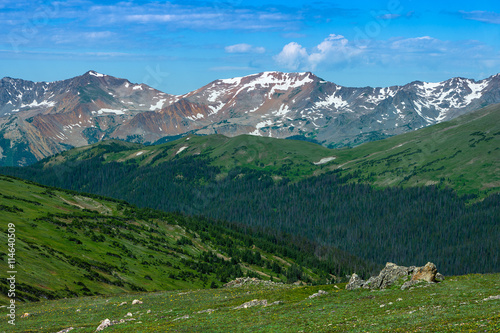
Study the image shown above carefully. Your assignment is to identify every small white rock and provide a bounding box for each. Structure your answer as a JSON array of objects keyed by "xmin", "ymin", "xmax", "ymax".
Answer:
[{"xmin": 96, "ymin": 319, "xmax": 111, "ymax": 332}]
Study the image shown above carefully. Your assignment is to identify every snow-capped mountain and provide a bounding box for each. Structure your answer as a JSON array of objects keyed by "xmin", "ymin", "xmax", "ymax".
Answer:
[
  {"xmin": 1, "ymin": 70, "xmax": 499, "ymax": 166},
  {"xmin": 176, "ymin": 71, "xmax": 500, "ymax": 147},
  {"xmin": 0, "ymin": 71, "xmax": 177, "ymax": 165}
]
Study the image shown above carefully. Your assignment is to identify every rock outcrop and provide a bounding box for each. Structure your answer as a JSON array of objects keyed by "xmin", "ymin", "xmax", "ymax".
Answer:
[
  {"xmin": 233, "ymin": 299, "xmax": 268, "ymax": 309},
  {"xmin": 346, "ymin": 262, "xmax": 443, "ymax": 290},
  {"xmin": 223, "ymin": 277, "xmax": 282, "ymax": 288},
  {"xmin": 308, "ymin": 290, "xmax": 328, "ymax": 299}
]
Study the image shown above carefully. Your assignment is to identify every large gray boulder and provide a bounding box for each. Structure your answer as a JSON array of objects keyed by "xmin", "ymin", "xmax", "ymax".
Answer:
[{"xmin": 346, "ymin": 262, "xmax": 443, "ymax": 290}]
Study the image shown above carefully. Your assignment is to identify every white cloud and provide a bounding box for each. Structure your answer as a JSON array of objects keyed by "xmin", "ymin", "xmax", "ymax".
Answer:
[
  {"xmin": 390, "ymin": 36, "xmax": 448, "ymax": 53},
  {"xmin": 460, "ymin": 11, "xmax": 500, "ymax": 24},
  {"xmin": 274, "ymin": 42, "xmax": 308, "ymax": 70},
  {"xmin": 377, "ymin": 14, "xmax": 401, "ymax": 20},
  {"xmin": 274, "ymin": 34, "xmax": 364, "ymax": 70},
  {"xmin": 91, "ymin": 3, "xmax": 300, "ymax": 31},
  {"xmin": 83, "ymin": 31, "xmax": 114, "ymax": 39},
  {"xmin": 225, "ymin": 43, "xmax": 265, "ymax": 54}
]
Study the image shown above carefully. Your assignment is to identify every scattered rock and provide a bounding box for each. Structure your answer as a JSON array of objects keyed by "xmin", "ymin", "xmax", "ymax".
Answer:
[
  {"xmin": 346, "ymin": 262, "xmax": 444, "ymax": 290},
  {"xmin": 95, "ymin": 317, "xmax": 136, "ymax": 331},
  {"xmin": 234, "ymin": 299, "xmax": 268, "ymax": 309},
  {"xmin": 266, "ymin": 301, "xmax": 283, "ymax": 306},
  {"xmin": 308, "ymin": 290, "xmax": 328, "ymax": 299},
  {"xmin": 118, "ymin": 302, "xmax": 127, "ymax": 306},
  {"xmin": 197, "ymin": 309, "xmax": 217, "ymax": 314},
  {"xmin": 125, "ymin": 312, "xmax": 133, "ymax": 317},
  {"xmin": 147, "ymin": 309, "xmax": 152, "ymax": 314},
  {"xmin": 96, "ymin": 319, "xmax": 111, "ymax": 332},
  {"xmin": 293, "ymin": 280, "xmax": 307, "ymax": 286},
  {"xmin": 21, "ymin": 313, "xmax": 30, "ymax": 318},
  {"xmin": 224, "ymin": 277, "xmax": 283, "ymax": 288},
  {"xmin": 173, "ymin": 315, "xmax": 190, "ymax": 321},
  {"xmin": 132, "ymin": 299, "xmax": 143, "ymax": 305},
  {"xmin": 483, "ymin": 295, "xmax": 500, "ymax": 301},
  {"xmin": 56, "ymin": 328, "xmax": 74, "ymax": 333}
]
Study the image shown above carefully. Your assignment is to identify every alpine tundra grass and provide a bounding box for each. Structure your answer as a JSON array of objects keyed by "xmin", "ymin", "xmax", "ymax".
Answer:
[{"xmin": 2, "ymin": 273, "xmax": 499, "ymax": 332}]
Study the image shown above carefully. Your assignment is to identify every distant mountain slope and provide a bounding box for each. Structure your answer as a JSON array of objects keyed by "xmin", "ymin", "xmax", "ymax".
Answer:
[
  {"xmin": 333, "ymin": 103, "xmax": 500, "ymax": 196},
  {"xmin": 14, "ymin": 103, "xmax": 499, "ymax": 196},
  {"xmin": 179, "ymin": 71, "xmax": 500, "ymax": 147},
  {"xmin": 0, "ymin": 175, "xmax": 366, "ymax": 302},
  {"xmin": 0, "ymin": 71, "xmax": 178, "ymax": 166},
  {"xmin": 2, "ymin": 70, "xmax": 500, "ymax": 166}
]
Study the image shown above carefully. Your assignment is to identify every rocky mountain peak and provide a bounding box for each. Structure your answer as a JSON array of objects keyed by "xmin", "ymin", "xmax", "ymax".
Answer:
[{"xmin": 1, "ymin": 70, "xmax": 500, "ymax": 166}]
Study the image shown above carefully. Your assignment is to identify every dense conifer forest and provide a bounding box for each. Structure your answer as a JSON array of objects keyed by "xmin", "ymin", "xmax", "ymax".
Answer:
[{"xmin": 3, "ymin": 152, "xmax": 498, "ymax": 276}]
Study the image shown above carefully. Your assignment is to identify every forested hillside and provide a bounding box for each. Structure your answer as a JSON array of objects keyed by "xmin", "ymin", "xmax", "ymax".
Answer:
[
  {"xmin": 3, "ymin": 156, "xmax": 498, "ymax": 276},
  {"xmin": 0, "ymin": 176, "xmax": 369, "ymax": 303}
]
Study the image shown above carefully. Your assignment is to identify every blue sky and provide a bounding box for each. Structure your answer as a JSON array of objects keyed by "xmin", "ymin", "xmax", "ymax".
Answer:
[{"xmin": 1, "ymin": 0, "xmax": 500, "ymax": 94}]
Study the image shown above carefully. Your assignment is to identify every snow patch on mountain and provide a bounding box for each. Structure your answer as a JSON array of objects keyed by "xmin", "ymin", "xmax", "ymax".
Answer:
[
  {"xmin": 93, "ymin": 108, "xmax": 127, "ymax": 115},
  {"xmin": 186, "ymin": 113, "xmax": 205, "ymax": 121},
  {"xmin": 220, "ymin": 76, "xmax": 243, "ymax": 86},
  {"xmin": 176, "ymin": 146, "xmax": 188, "ymax": 155},
  {"xmin": 313, "ymin": 157, "xmax": 336, "ymax": 165},
  {"xmin": 464, "ymin": 80, "xmax": 489, "ymax": 104},
  {"xmin": 314, "ymin": 93, "xmax": 348, "ymax": 109},
  {"xmin": 208, "ymin": 102, "xmax": 225, "ymax": 115},
  {"xmin": 256, "ymin": 119, "xmax": 273, "ymax": 129},
  {"xmin": 150, "ymin": 99, "xmax": 166, "ymax": 110},
  {"xmin": 89, "ymin": 71, "xmax": 105, "ymax": 78},
  {"xmin": 20, "ymin": 100, "xmax": 56, "ymax": 108},
  {"xmin": 274, "ymin": 104, "xmax": 291, "ymax": 116}
]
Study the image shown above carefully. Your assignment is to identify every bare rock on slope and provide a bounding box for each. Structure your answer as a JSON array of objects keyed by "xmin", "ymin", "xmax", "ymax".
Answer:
[{"xmin": 346, "ymin": 262, "xmax": 443, "ymax": 290}]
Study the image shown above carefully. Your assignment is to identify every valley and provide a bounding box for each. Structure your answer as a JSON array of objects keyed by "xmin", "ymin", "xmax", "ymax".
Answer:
[{"xmin": 2, "ymin": 105, "xmax": 499, "ymax": 277}]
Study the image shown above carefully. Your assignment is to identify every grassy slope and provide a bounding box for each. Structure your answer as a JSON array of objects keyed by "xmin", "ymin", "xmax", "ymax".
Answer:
[
  {"xmin": 0, "ymin": 176, "xmax": 327, "ymax": 304},
  {"xmin": 43, "ymin": 133, "xmax": 337, "ymax": 179},
  {"xmin": 334, "ymin": 103, "xmax": 500, "ymax": 197},
  {"xmin": 3, "ymin": 273, "xmax": 499, "ymax": 332},
  {"xmin": 35, "ymin": 103, "xmax": 500, "ymax": 197}
]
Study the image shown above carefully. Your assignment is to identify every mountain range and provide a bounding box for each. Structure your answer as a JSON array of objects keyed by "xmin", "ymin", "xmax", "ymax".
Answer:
[{"xmin": 1, "ymin": 70, "xmax": 500, "ymax": 166}]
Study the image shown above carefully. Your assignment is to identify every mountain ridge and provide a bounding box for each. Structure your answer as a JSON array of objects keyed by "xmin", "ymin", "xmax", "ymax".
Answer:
[{"xmin": 2, "ymin": 70, "xmax": 500, "ymax": 166}]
